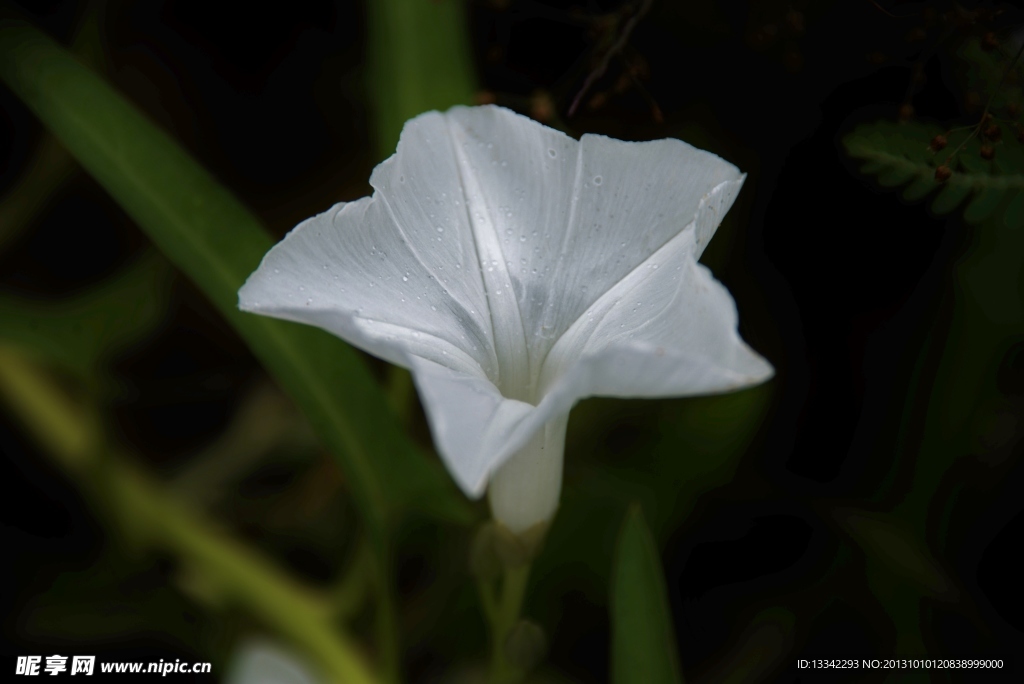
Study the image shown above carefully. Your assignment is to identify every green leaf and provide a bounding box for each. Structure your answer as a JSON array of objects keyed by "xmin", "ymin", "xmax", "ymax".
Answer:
[
  {"xmin": 930, "ymin": 181, "xmax": 971, "ymax": 215},
  {"xmin": 367, "ymin": 0, "xmax": 476, "ymax": 159},
  {"xmin": 0, "ymin": 251, "xmax": 170, "ymax": 380},
  {"xmin": 963, "ymin": 187, "xmax": 1007, "ymax": 223},
  {"xmin": 834, "ymin": 510, "xmax": 952, "ymax": 598},
  {"xmin": 901, "ymin": 176, "xmax": 936, "ymax": 202},
  {"xmin": 1005, "ymin": 192, "xmax": 1024, "ymax": 228},
  {"xmin": 843, "ymin": 120, "xmax": 1024, "ymax": 223},
  {"xmin": 0, "ymin": 21, "xmax": 473, "ymax": 537},
  {"xmin": 611, "ymin": 505, "xmax": 684, "ymax": 684}
]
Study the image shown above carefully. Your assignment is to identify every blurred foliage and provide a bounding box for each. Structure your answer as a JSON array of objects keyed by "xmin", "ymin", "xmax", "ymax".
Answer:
[
  {"xmin": 840, "ymin": 7, "xmax": 1024, "ymax": 679},
  {"xmin": 0, "ymin": 20, "xmax": 471, "ymax": 543},
  {"xmin": 0, "ymin": 1, "xmax": 1021, "ymax": 683},
  {"xmin": 611, "ymin": 506, "xmax": 683, "ymax": 684},
  {"xmin": 843, "ymin": 119, "xmax": 1024, "ymax": 223},
  {"xmin": 0, "ymin": 250, "xmax": 170, "ymax": 383},
  {"xmin": 366, "ymin": 0, "xmax": 475, "ymax": 158}
]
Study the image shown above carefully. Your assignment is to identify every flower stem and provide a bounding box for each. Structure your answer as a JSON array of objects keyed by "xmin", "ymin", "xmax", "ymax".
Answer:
[{"xmin": 488, "ymin": 563, "xmax": 531, "ymax": 684}]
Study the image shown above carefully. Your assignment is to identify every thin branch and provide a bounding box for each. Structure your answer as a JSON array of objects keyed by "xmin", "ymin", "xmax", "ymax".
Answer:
[{"xmin": 567, "ymin": 0, "xmax": 654, "ymax": 117}]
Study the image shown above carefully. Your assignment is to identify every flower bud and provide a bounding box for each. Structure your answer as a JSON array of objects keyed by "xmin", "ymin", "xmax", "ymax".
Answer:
[
  {"xmin": 980, "ymin": 144, "xmax": 995, "ymax": 160},
  {"xmin": 929, "ymin": 135, "xmax": 947, "ymax": 152},
  {"xmin": 934, "ymin": 165, "xmax": 952, "ymax": 183}
]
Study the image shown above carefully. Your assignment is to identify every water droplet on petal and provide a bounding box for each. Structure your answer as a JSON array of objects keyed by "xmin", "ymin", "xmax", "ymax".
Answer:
[
  {"xmin": 547, "ymin": 148, "xmax": 557, "ymax": 158},
  {"xmin": 593, "ymin": 175, "xmax": 603, "ymax": 185}
]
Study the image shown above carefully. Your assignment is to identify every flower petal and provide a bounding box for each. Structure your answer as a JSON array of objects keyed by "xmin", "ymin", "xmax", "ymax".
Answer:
[
  {"xmin": 538, "ymin": 223, "xmax": 773, "ymax": 406},
  {"xmin": 406, "ymin": 355, "xmax": 533, "ymax": 497},
  {"xmin": 238, "ymin": 197, "xmax": 495, "ymax": 382},
  {"xmin": 442, "ymin": 105, "xmax": 745, "ymax": 394}
]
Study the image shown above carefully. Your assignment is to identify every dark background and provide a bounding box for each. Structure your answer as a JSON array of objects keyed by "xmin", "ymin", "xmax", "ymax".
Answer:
[{"xmin": 2, "ymin": 1, "xmax": 1022, "ymax": 682}]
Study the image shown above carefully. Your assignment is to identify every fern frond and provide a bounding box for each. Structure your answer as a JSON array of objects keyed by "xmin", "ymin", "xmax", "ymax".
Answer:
[{"xmin": 843, "ymin": 121, "xmax": 1024, "ymax": 225}]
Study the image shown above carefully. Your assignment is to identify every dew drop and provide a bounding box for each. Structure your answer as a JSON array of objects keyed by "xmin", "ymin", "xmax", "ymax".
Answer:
[
  {"xmin": 273, "ymin": 268, "xmax": 280, "ymax": 274},
  {"xmin": 547, "ymin": 148, "xmax": 557, "ymax": 158},
  {"xmin": 519, "ymin": 235, "xmax": 526, "ymax": 242},
  {"xmin": 593, "ymin": 175, "xmax": 603, "ymax": 185},
  {"xmin": 399, "ymin": 175, "xmax": 405, "ymax": 183},
  {"xmin": 402, "ymin": 274, "xmax": 409, "ymax": 282}
]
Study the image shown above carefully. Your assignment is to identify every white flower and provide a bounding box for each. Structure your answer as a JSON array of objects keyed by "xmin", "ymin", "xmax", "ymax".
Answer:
[{"xmin": 239, "ymin": 105, "xmax": 773, "ymax": 534}]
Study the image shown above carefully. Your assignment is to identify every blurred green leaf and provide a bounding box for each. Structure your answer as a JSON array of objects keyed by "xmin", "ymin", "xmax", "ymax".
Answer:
[
  {"xmin": 367, "ymin": 0, "xmax": 476, "ymax": 159},
  {"xmin": 611, "ymin": 505, "xmax": 684, "ymax": 684},
  {"xmin": 0, "ymin": 21, "xmax": 472, "ymax": 538},
  {"xmin": 834, "ymin": 510, "xmax": 952, "ymax": 599},
  {"xmin": 843, "ymin": 120, "xmax": 1024, "ymax": 223},
  {"xmin": 0, "ymin": 251, "xmax": 170, "ymax": 380},
  {"xmin": 0, "ymin": 133, "xmax": 75, "ymax": 254}
]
